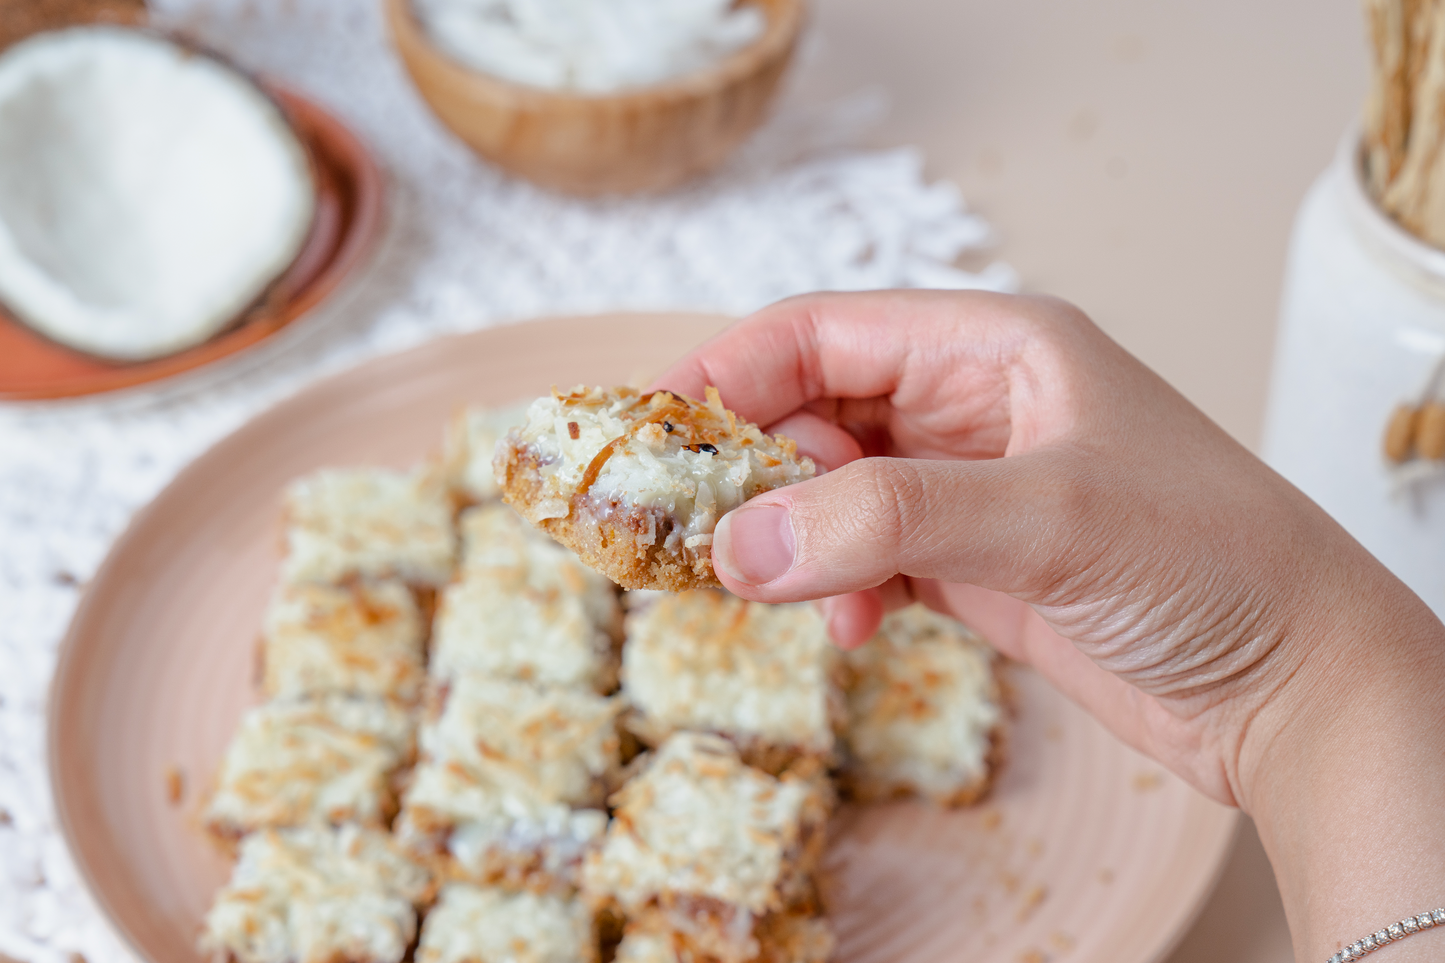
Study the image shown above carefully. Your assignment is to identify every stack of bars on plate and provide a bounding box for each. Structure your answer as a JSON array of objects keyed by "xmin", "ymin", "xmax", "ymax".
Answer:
[{"xmin": 199, "ymin": 402, "xmax": 1005, "ymax": 963}]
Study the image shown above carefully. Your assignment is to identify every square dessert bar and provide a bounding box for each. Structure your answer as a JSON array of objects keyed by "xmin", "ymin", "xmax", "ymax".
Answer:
[
  {"xmin": 417, "ymin": 883, "xmax": 598, "ymax": 963},
  {"xmin": 621, "ymin": 591, "xmax": 839, "ymax": 773},
  {"xmin": 204, "ymin": 695, "xmax": 414, "ymax": 840},
  {"xmin": 397, "ymin": 674, "xmax": 623, "ymax": 888},
  {"xmin": 839, "ymin": 604, "xmax": 1002, "ymax": 806},
  {"xmin": 442, "ymin": 403, "xmax": 530, "ymax": 505},
  {"xmin": 281, "ymin": 467, "xmax": 456, "ymax": 588},
  {"xmin": 496, "ymin": 386, "xmax": 813, "ymax": 591},
  {"xmin": 615, "ymin": 909, "xmax": 833, "ymax": 963},
  {"xmin": 582, "ymin": 733, "xmax": 832, "ymax": 963},
  {"xmin": 456, "ymin": 502, "xmax": 617, "ymax": 586},
  {"xmin": 262, "ymin": 579, "xmax": 426, "ymax": 703},
  {"xmin": 429, "ymin": 505, "xmax": 622, "ymax": 691},
  {"xmin": 200, "ymin": 824, "xmax": 433, "ymax": 963}
]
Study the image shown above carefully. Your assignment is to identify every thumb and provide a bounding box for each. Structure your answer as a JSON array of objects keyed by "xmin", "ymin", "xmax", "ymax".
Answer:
[{"xmin": 711, "ymin": 453, "xmax": 1080, "ymax": 603}]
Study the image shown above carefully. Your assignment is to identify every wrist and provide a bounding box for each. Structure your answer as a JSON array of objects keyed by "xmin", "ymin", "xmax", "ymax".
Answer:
[{"xmin": 1237, "ymin": 585, "xmax": 1445, "ymax": 962}]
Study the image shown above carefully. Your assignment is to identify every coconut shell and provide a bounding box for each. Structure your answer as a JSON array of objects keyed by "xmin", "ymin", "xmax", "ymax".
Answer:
[{"xmin": 0, "ymin": 0, "xmax": 146, "ymax": 51}]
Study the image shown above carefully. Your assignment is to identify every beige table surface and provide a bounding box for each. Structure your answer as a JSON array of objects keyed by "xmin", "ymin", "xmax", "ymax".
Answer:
[{"xmin": 792, "ymin": 1, "xmax": 1369, "ymax": 960}]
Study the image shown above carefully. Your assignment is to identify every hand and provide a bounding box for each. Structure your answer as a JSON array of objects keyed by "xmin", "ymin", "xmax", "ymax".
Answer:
[{"xmin": 655, "ymin": 290, "xmax": 1445, "ymax": 961}]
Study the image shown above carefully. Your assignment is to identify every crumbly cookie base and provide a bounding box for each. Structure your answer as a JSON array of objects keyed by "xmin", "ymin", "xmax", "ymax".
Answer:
[{"xmin": 496, "ymin": 443, "xmax": 721, "ymax": 592}]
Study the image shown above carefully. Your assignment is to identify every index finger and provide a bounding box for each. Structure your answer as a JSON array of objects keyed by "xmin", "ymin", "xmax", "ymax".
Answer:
[{"xmin": 649, "ymin": 289, "xmax": 1049, "ymax": 429}]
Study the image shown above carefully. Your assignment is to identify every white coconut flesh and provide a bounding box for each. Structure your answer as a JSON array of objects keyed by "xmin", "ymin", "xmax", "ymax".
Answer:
[{"xmin": 0, "ymin": 27, "xmax": 316, "ymax": 361}]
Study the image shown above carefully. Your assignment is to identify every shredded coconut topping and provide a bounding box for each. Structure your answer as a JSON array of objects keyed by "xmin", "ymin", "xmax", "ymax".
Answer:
[
  {"xmin": 583, "ymin": 733, "xmax": 815, "ymax": 915},
  {"xmin": 417, "ymin": 884, "xmax": 596, "ymax": 963},
  {"xmin": 399, "ymin": 674, "xmax": 621, "ymax": 860},
  {"xmin": 200, "ymin": 824, "xmax": 432, "ymax": 963},
  {"xmin": 841, "ymin": 605, "xmax": 1001, "ymax": 803},
  {"xmin": 502, "ymin": 386, "xmax": 813, "ymax": 554},
  {"xmin": 430, "ymin": 505, "xmax": 621, "ymax": 690},
  {"xmin": 262, "ymin": 579, "xmax": 427, "ymax": 702},
  {"xmin": 282, "ymin": 467, "xmax": 457, "ymax": 587},
  {"xmin": 205, "ymin": 695, "xmax": 414, "ymax": 835},
  {"xmin": 623, "ymin": 591, "xmax": 836, "ymax": 754}
]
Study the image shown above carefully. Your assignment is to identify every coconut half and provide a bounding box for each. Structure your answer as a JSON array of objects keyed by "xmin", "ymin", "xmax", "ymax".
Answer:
[{"xmin": 0, "ymin": 27, "xmax": 316, "ymax": 361}]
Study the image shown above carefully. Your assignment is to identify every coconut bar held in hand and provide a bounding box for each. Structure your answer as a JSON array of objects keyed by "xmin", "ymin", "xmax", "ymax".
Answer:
[{"xmin": 495, "ymin": 387, "xmax": 813, "ymax": 590}]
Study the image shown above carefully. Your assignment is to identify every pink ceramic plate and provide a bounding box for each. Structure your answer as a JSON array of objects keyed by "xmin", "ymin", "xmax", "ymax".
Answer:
[{"xmin": 48, "ymin": 312, "xmax": 1238, "ymax": 963}]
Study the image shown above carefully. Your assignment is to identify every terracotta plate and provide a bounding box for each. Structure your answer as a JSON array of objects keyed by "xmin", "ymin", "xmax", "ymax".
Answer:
[
  {"xmin": 49, "ymin": 313, "xmax": 1238, "ymax": 963},
  {"xmin": 0, "ymin": 84, "xmax": 383, "ymax": 401}
]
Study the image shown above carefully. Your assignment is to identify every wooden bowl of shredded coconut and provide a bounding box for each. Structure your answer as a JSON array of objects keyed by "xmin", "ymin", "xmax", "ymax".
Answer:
[{"xmin": 384, "ymin": 0, "xmax": 804, "ymax": 195}]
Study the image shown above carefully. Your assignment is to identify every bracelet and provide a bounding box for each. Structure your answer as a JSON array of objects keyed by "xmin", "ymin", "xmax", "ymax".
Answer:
[{"xmin": 1329, "ymin": 908, "xmax": 1445, "ymax": 961}]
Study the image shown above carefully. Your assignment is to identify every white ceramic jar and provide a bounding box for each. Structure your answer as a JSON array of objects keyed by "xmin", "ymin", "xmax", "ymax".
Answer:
[{"xmin": 1264, "ymin": 131, "xmax": 1445, "ymax": 618}]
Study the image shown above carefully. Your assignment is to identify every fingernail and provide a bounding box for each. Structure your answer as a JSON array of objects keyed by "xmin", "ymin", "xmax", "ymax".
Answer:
[{"xmin": 714, "ymin": 503, "xmax": 796, "ymax": 585}]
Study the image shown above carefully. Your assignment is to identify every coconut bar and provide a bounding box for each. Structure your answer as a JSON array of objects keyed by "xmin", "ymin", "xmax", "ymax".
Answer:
[
  {"xmin": 614, "ymin": 909, "xmax": 833, "ymax": 963},
  {"xmin": 417, "ymin": 883, "xmax": 598, "ymax": 963},
  {"xmin": 281, "ymin": 467, "xmax": 456, "ymax": 588},
  {"xmin": 621, "ymin": 591, "xmax": 839, "ymax": 773},
  {"xmin": 262, "ymin": 579, "xmax": 427, "ymax": 703},
  {"xmin": 581, "ymin": 733, "xmax": 831, "ymax": 963},
  {"xmin": 442, "ymin": 403, "xmax": 531, "ymax": 504},
  {"xmin": 200, "ymin": 824, "xmax": 433, "ymax": 963},
  {"xmin": 495, "ymin": 386, "xmax": 813, "ymax": 591},
  {"xmin": 397, "ymin": 674, "xmax": 622, "ymax": 889},
  {"xmin": 430, "ymin": 505, "xmax": 621, "ymax": 691},
  {"xmin": 838, "ymin": 604, "xmax": 1002, "ymax": 806},
  {"xmin": 204, "ymin": 695, "xmax": 414, "ymax": 840}
]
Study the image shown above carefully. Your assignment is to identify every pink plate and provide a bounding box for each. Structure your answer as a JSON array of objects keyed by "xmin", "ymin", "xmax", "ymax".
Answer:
[{"xmin": 48, "ymin": 312, "xmax": 1238, "ymax": 963}]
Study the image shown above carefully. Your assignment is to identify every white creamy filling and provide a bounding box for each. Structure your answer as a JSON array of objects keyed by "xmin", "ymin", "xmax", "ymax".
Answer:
[
  {"xmin": 507, "ymin": 390, "xmax": 812, "ymax": 550},
  {"xmin": 0, "ymin": 27, "xmax": 314, "ymax": 361},
  {"xmin": 623, "ymin": 592, "xmax": 835, "ymax": 750}
]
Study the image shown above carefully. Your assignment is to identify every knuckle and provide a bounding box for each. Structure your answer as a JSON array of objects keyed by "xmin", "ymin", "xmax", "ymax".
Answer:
[{"xmin": 832, "ymin": 459, "xmax": 926, "ymax": 552}]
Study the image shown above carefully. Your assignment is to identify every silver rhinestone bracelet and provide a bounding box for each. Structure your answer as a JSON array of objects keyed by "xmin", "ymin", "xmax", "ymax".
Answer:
[{"xmin": 1328, "ymin": 908, "xmax": 1445, "ymax": 962}]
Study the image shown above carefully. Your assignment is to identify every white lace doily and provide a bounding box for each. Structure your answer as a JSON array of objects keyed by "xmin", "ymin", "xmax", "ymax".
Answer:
[{"xmin": 0, "ymin": 3, "xmax": 1014, "ymax": 962}]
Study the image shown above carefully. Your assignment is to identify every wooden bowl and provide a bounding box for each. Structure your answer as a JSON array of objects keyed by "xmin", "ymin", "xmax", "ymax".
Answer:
[
  {"xmin": 384, "ymin": 0, "xmax": 804, "ymax": 195},
  {"xmin": 0, "ymin": 0, "xmax": 147, "ymax": 51}
]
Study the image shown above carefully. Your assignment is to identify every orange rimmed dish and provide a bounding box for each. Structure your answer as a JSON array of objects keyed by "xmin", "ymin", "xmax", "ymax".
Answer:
[
  {"xmin": 0, "ymin": 83, "xmax": 383, "ymax": 402},
  {"xmin": 385, "ymin": 0, "xmax": 804, "ymax": 196}
]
